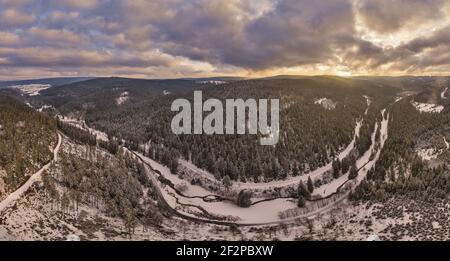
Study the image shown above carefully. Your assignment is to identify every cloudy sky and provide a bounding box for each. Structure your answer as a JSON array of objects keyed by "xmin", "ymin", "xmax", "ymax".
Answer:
[{"xmin": 1, "ymin": 0, "xmax": 450, "ymax": 80}]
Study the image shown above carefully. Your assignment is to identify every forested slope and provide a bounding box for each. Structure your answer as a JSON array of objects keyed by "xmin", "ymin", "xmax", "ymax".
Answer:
[{"xmin": 0, "ymin": 94, "xmax": 57, "ymax": 198}]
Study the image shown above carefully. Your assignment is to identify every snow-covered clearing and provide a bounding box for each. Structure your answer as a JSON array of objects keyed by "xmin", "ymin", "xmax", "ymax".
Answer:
[
  {"xmin": 0, "ymin": 133, "xmax": 61, "ymax": 214},
  {"xmin": 441, "ymin": 87, "xmax": 448, "ymax": 99},
  {"xmin": 38, "ymin": 105, "xmax": 55, "ymax": 112},
  {"xmin": 416, "ymin": 148, "xmax": 440, "ymax": 161},
  {"xmin": 411, "ymin": 101, "xmax": 444, "ymax": 113},
  {"xmin": 416, "ymin": 136, "xmax": 449, "ymax": 161},
  {"xmin": 115, "ymin": 92, "xmax": 129, "ymax": 105},
  {"xmin": 197, "ymin": 80, "xmax": 227, "ymax": 85},
  {"xmin": 9, "ymin": 84, "xmax": 51, "ymax": 96},
  {"xmin": 314, "ymin": 98, "xmax": 337, "ymax": 110}
]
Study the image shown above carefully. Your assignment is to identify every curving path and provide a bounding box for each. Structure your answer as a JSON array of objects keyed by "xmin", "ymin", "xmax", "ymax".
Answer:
[{"xmin": 441, "ymin": 87, "xmax": 448, "ymax": 100}]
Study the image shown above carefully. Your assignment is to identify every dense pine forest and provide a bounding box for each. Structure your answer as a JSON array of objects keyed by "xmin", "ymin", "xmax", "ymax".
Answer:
[
  {"xmin": 0, "ymin": 94, "xmax": 57, "ymax": 196},
  {"xmin": 35, "ymin": 77, "xmax": 391, "ymax": 182}
]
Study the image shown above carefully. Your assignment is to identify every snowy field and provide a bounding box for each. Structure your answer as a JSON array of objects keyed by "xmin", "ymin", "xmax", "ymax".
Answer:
[
  {"xmin": 411, "ymin": 101, "xmax": 444, "ymax": 113},
  {"xmin": 9, "ymin": 84, "xmax": 51, "ymax": 96},
  {"xmin": 197, "ymin": 80, "xmax": 227, "ymax": 85},
  {"xmin": 116, "ymin": 92, "xmax": 129, "ymax": 105}
]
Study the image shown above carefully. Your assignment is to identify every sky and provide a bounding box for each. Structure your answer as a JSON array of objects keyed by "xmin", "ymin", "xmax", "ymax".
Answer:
[{"xmin": 1, "ymin": 0, "xmax": 450, "ymax": 80}]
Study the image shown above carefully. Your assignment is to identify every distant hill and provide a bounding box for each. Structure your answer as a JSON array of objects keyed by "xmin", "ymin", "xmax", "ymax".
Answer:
[
  {"xmin": 0, "ymin": 77, "xmax": 93, "ymax": 89},
  {"xmin": 180, "ymin": 76, "xmax": 247, "ymax": 82}
]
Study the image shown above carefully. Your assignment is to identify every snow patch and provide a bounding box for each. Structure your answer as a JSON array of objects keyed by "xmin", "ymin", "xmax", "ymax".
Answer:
[
  {"xmin": 37, "ymin": 105, "xmax": 55, "ymax": 112},
  {"xmin": 9, "ymin": 84, "xmax": 51, "ymax": 96},
  {"xmin": 416, "ymin": 148, "xmax": 441, "ymax": 161},
  {"xmin": 116, "ymin": 92, "xmax": 129, "ymax": 105},
  {"xmin": 411, "ymin": 101, "xmax": 444, "ymax": 113},
  {"xmin": 314, "ymin": 98, "xmax": 337, "ymax": 110},
  {"xmin": 197, "ymin": 80, "xmax": 227, "ymax": 85}
]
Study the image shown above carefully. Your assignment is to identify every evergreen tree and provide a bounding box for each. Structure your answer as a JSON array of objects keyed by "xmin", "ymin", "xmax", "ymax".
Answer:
[
  {"xmin": 298, "ymin": 180, "xmax": 311, "ymax": 199},
  {"xmin": 222, "ymin": 175, "xmax": 232, "ymax": 191},
  {"xmin": 297, "ymin": 195, "xmax": 306, "ymax": 208},
  {"xmin": 349, "ymin": 164, "xmax": 358, "ymax": 180},
  {"xmin": 307, "ymin": 176, "xmax": 314, "ymax": 193}
]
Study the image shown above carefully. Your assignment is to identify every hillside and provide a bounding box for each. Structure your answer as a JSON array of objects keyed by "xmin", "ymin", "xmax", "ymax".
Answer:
[{"xmin": 0, "ymin": 94, "xmax": 57, "ymax": 200}]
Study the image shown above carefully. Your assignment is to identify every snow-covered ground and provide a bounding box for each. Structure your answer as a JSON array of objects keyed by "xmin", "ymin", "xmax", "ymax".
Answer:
[
  {"xmin": 9, "ymin": 84, "xmax": 51, "ymax": 96},
  {"xmin": 441, "ymin": 87, "xmax": 448, "ymax": 99},
  {"xmin": 416, "ymin": 136, "xmax": 449, "ymax": 161},
  {"xmin": 116, "ymin": 92, "xmax": 129, "ymax": 105},
  {"xmin": 416, "ymin": 148, "xmax": 440, "ymax": 161},
  {"xmin": 37, "ymin": 105, "xmax": 55, "ymax": 112},
  {"xmin": 197, "ymin": 80, "xmax": 227, "ymax": 85},
  {"xmin": 0, "ymin": 133, "xmax": 61, "ymax": 214},
  {"xmin": 314, "ymin": 98, "xmax": 337, "ymax": 110},
  {"xmin": 58, "ymin": 116, "xmax": 109, "ymax": 141},
  {"xmin": 411, "ymin": 101, "xmax": 444, "ymax": 113}
]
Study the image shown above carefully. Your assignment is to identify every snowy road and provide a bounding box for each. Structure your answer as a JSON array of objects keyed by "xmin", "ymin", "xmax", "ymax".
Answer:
[
  {"xmin": 441, "ymin": 87, "xmax": 448, "ymax": 99},
  {"xmin": 0, "ymin": 133, "xmax": 62, "ymax": 214}
]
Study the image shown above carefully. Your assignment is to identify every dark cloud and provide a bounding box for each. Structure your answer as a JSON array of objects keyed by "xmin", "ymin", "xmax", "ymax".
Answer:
[{"xmin": 1, "ymin": 0, "xmax": 450, "ymax": 79}]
